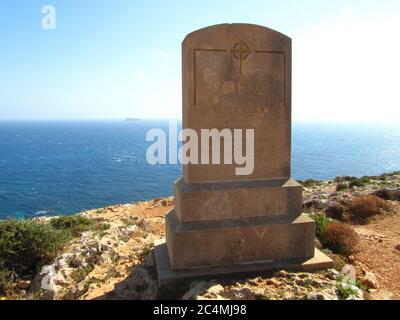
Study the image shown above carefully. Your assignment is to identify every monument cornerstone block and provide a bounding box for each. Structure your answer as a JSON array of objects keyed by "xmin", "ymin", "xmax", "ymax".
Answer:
[{"xmin": 155, "ymin": 24, "xmax": 333, "ymax": 285}]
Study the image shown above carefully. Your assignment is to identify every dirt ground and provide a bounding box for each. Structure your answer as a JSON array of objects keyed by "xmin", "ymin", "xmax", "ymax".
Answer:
[{"xmin": 353, "ymin": 202, "xmax": 400, "ymax": 299}]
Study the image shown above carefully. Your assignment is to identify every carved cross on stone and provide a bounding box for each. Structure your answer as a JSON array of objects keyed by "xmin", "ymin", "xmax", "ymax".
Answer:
[{"xmin": 231, "ymin": 41, "xmax": 251, "ymax": 73}]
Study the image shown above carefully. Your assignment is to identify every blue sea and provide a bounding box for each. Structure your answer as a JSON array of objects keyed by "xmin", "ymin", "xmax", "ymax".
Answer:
[{"xmin": 0, "ymin": 120, "xmax": 399, "ymax": 219}]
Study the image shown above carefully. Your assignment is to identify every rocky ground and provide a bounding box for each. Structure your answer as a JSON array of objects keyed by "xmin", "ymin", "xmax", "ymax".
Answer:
[
  {"xmin": 302, "ymin": 172, "xmax": 400, "ymax": 299},
  {"xmin": 3, "ymin": 172, "xmax": 400, "ymax": 300}
]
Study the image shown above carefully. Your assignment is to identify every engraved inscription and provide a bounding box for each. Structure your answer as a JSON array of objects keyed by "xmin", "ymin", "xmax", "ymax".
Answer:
[
  {"xmin": 194, "ymin": 43, "xmax": 286, "ymax": 108},
  {"xmin": 231, "ymin": 41, "xmax": 251, "ymax": 73},
  {"xmin": 222, "ymin": 81, "xmax": 235, "ymax": 94}
]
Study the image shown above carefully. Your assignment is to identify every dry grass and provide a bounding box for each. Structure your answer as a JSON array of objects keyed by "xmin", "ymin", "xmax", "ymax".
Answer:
[
  {"xmin": 349, "ymin": 195, "xmax": 390, "ymax": 223},
  {"xmin": 321, "ymin": 222, "xmax": 359, "ymax": 256}
]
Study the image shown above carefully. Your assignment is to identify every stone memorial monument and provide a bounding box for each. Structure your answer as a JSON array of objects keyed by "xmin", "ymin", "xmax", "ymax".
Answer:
[{"xmin": 155, "ymin": 24, "xmax": 333, "ymax": 285}]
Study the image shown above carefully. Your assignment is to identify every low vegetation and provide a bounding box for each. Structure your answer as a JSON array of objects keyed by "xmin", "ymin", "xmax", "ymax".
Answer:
[
  {"xmin": 337, "ymin": 277, "xmax": 366, "ymax": 299},
  {"xmin": 0, "ymin": 215, "xmax": 109, "ymax": 294},
  {"xmin": 314, "ymin": 176, "xmax": 397, "ymax": 258},
  {"xmin": 349, "ymin": 177, "xmax": 370, "ymax": 188},
  {"xmin": 0, "ymin": 219, "xmax": 71, "ymax": 293},
  {"xmin": 334, "ymin": 176, "xmax": 356, "ymax": 183},
  {"xmin": 324, "ymin": 193, "xmax": 392, "ymax": 224},
  {"xmin": 69, "ymin": 264, "xmax": 95, "ymax": 284},
  {"xmin": 325, "ymin": 202, "xmax": 346, "ymax": 221},
  {"xmin": 312, "ymin": 213, "xmax": 331, "ymax": 238},
  {"xmin": 336, "ymin": 183, "xmax": 348, "ymax": 192},
  {"xmin": 374, "ymin": 189, "xmax": 400, "ymax": 201},
  {"xmin": 300, "ymin": 179, "xmax": 321, "ymax": 187},
  {"xmin": 320, "ymin": 222, "xmax": 359, "ymax": 256},
  {"xmin": 332, "ymin": 172, "xmax": 400, "ymax": 192},
  {"xmin": 312, "ymin": 214, "xmax": 359, "ymax": 256},
  {"xmin": 50, "ymin": 215, "xmax": 108, "ymax": 236},
  {"xmin": 349, "ymin": 194, "xmax": 390, "ymax": 223}
]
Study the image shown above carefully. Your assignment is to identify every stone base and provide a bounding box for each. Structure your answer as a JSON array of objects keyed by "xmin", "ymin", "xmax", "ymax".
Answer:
[
  {"xmin": 154, "ymin": 240, "xmax": 334, "ymax": 286},
  {"xmin": 166, "ymin": 210, "xmax": 316, "ymax": 270},
  {"xmin": 175, "ymin": 177, "xmax": 302, "ymax": 222}
]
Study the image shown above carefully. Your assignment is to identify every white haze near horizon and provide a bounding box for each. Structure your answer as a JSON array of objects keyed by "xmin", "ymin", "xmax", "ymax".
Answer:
[
  {"xmin": 132, "ymin": 8, "xmax": 400, "ymax": 123},
  {"xmin": 292, "ymin": 8, "xmax": 400, "ymax": 123}
]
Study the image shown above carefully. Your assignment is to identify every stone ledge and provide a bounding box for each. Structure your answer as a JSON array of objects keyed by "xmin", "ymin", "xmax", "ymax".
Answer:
[
  {"xmin": 154, "ymin": 239, "xmax": 334, "ymax": 286},
  {"xmin": 168, "ymin": 209, "xmax": 312, "ymax": 232},
  {"xmin": 175, "ymin": 177, "xmax": 303, "ymax": 222}
]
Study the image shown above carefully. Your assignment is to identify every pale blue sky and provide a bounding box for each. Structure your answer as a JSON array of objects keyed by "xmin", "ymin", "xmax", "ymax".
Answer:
[{"xmin": 1, "ymin": 0, "xmax": 400, "ymax": 121}]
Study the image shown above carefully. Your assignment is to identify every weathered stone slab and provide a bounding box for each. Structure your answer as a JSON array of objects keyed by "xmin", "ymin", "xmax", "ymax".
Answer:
[
  {"xmin": 166, "ymin": 210, "xmax": 315, "ymax": 270},
  {"xmin": 175, "ymin": 178, "xmax": 302, "ymax": 222},
  {"xmin": 182, "ymin": 23, "xmax": 291, "ymax": 183}
]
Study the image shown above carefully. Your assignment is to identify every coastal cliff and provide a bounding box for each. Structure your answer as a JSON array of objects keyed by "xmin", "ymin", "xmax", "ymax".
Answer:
[{"xmin": 1, "ymin": 172, "xmax": 399, "ymax": 300}]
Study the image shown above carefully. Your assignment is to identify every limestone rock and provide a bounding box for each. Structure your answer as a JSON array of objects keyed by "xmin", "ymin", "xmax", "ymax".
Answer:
[
  {"xmin": 366, "ymin": 289, "xmax": 394, "ymax": 300},
  {"xmin": 31, "ymin": 265, "xmax": 63, "ymax": 300},
  {"xmin": 326, "ymin": 269, "xmax": 340, "ymax": 280},
  {"xmin": 182, "ymin": 281, "xmax": 219, "ymax": 300},
  {"xmin": 306, "ymin": 288, "xmax": 338, "ymax": 300},
  {"xmin": 221, "ymin": 288, "xmax": 257, "ymax": 300},
  {"xmin": 197, "ymin": 284, "xmax": 226, "ymax": 300},
  {"xmin": 361, "ymin": 272, "xmax": 379, "ymax": 289}
]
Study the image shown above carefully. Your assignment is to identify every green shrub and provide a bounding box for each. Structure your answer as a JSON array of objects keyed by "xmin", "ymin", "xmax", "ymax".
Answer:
[
  {"xmin": 336, "ymin": 183, "xmax": 348, "ymax": 192},
  {"xmin": 301, "ymin": 179, "xmax": 321, "ymax": 187},
  {"xmin": 378, "ymin": 175, "xmax": 387, "ymax": 181},
  {"xmin": 320, "ymin": 222, "xmax": 359, "ymax": 256},
  {"xmin": 0, "ymin": 219, "xmax": 71, "ymax": 291},
  {"xmin": 337, "ymin": 275, "xmax": 366, "ymax": 299},
  {"xmin": 0, "ymin": 261, "xmax": 12, "ymax": 293},
  {"xmin": 348, "ymin": 176, "xmax": 370, "ymax": 188},
  {"xmin": 338, "ymin": 281, "xmax": 362, "ymax": 300},
  {"xmin": 50, "ymin": 216, "xmax": 98, "ymax": 236},
  {"xmin": 312, "ymin": 213, "xmax": 331, "ymax": 238},
  {"xmin": 334, "ymin": 176, "xmax": 356, "ymax": 183},
  {"xmin": 349, "ymin": 178, "xmax": 365, "ymax": 188},
  {"xmin": 334, "ymin": 176, "xmax": 346, "ymax": 183},
  {"xmin": 360, "ymin": 176, "xmax": 371, "ymax": 183}
]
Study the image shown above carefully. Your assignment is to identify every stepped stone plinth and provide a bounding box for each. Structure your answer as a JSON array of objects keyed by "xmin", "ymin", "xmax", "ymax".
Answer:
[{"xmin": 154, "ymin": 23, "xmax": 333, "ymax": 285}]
